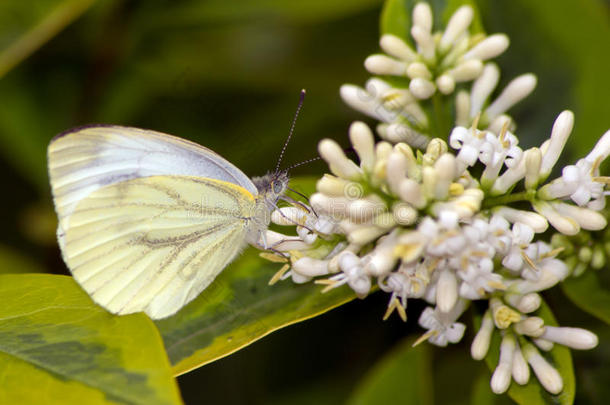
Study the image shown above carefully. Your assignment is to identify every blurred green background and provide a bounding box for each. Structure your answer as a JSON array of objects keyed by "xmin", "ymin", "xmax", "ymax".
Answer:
[{"xmin": 1, "ymin": 0, "xmax": 609, "ymax": 404}]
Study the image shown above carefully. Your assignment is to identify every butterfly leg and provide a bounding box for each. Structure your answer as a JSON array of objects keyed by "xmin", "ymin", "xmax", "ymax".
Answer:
[{"xmin": 259, "ymin": 229, "xmax": 269, "ymax": 250}]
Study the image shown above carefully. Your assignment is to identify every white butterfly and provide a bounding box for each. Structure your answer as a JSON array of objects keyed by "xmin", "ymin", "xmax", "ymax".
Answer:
[{"xmin": 48, "ymin": 125, "xmax": 289, "ymax": 319}]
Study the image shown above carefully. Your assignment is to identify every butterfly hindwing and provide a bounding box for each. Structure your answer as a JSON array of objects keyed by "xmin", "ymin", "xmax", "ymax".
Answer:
[{"xmin": 59, "ymin": 175, "xmax": 256, "ymax": 319}]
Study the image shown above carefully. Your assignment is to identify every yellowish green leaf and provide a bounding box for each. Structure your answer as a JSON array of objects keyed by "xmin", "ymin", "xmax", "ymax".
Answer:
[
  {"xmin": 157, "ymin": 248, "xmax": 356, "ymax": 376},
  {"xmin": 0, "ymin": 274, "xmax": 182, "ymax": 405}
]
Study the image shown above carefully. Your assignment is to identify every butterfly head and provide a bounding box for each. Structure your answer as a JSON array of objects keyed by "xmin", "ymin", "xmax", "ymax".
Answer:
[{"xmin": 252, "ymin": 170, "xmax": 289, "ymax": 211}]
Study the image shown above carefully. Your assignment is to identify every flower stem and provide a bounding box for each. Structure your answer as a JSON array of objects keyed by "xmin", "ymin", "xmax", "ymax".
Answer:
[
  {"xmin": 431, "ymin": 92, "xmax": 449, "ymax": 140},
  {"xmin": 483, "ymin": 190, "xmax": 536, "ymax": 209}
]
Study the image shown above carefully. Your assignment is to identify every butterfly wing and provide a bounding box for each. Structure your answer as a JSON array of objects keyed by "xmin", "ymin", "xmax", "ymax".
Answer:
[
  {"xmin": 48, "ymin": 125, "xmax": 258, "ymax": 223},
  {"xmin": 59, "ymin": 175, "xmax": 255, "ymax": 319}
]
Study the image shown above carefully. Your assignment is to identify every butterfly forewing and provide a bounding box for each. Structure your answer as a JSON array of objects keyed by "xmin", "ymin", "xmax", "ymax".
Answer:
[
  {"xmin": 58, "ymin": 175, "xmax": 255, "ymax": 319},
  {"xmin": 48, "ymin": 125, "xmax": 258, "ymax": 223}
]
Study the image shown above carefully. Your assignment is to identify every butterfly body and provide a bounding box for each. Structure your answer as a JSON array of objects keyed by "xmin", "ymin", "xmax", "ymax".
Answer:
[{"xmin": 48, "ymin": 125, "xmax": 287, "ymax": 319}]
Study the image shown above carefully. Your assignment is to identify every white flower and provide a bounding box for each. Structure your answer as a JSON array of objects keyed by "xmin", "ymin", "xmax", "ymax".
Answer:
[
  {"xmin": 418, "ymin": 302, "xmax": 467, "ymax": 347},
  {"xmin": 479, "ymin": 128, "xmax": 523, "ymax": 187},
  {"xmin": 541, "ymin": 158, "xmax": 608, "ymax": 209},
  {"xmin": 449, "ymin": 126, "xmax": 486, "ymax": 173},
  {"xmin": 501, "ymin": 222, "xmax": 535, "ymax": 273},
  {"xmin": 319, "ymin": 251, "xmax": 372, "ymax": 298},
  {"xmin": 538, "ymin": 127, "xmax": 610, "ymax": 209}
]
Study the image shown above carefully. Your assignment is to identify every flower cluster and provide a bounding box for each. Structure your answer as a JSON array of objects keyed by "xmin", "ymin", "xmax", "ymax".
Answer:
[
  {"xmin": 260, "ymin": 2, "xmax": 609, "ymax": 397},
  {"xmin": 341, "ymin": 2, "xmax": 536, "ymax": 148}
]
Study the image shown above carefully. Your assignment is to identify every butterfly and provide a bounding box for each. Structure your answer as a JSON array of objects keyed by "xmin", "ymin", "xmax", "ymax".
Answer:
[{"xmin": 47, "ymin": 124, "xmax": 292, "ymax": 320}]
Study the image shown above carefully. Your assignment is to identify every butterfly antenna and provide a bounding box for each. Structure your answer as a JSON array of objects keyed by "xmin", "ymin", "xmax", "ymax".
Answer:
[
  {"xmin": 275, "ymin": 89, "xmax": 306, "ymax": 173},
  {"xmin": 285, "ymin": 156, "xmax": 321, "ymax": 171}
]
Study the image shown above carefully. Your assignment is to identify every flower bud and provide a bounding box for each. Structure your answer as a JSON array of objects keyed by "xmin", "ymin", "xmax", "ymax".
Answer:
[
  {"xmin": 485, "ymin": 74, "xmax": 537, "ymax": 120},
  {"xmin": 380, "ymin": 34, "xmax": 417, "ymax": 62},
  {"xmin": 437, "ymin": 269, "xmax": 458, "ymax": 313},
  {"xmin": 522, "ymin": 343, "xmax": 563, "ymax": 394},
  {"xmin": 293, "ymin": 257, "xmax": 330, "ymax": 277},
  {"xmin": 491, "ymin": 333, "xmax": 516, "ymax": 394},
  {"xmin": 406, "ymin": 62, "xmax": 432, "ymax": 80},
  {"xmin": 409, "ymin": 77, "xmax": 436, "ymax": 99},
  {"xmin": 512, "ymin": 343, "xmax": 530, "ymax": 385},
  {"xmin": 364, "ymin": 54, "xmax": 407, "ymax": 76},
  {"xmin": 349, "ymin": 121, "xmax": 376, "ymax": 171},
  {"xmin": 319, "ymin": 139, "xmax": 362, "ymax": 180},
  {"xmin": 471, "ymin": 310, "xmax": 494, "ymax": 360},
  {"xmin": 514, "ymin": 317, "xmax": 545, "ymax": 337},
  {"xmin": 412, "ymin": 2, "xmax": 433, "ymax": 32},
  {"xmin": 440, "ymin": 6, "xmax": 473, "ymax": 52},
  {"xmin": 541, "ymin": 326, "xmax": 598, "ymax": 350},
  {"xmin": 436, "ymin": 75, "xmax": 455, "ymax": 94},
  {"xmin": 539, "ymin": 110, "xmax": 574, "ymax": 178},
  {"xmin": 463, "ymin": 34, "xmax": 509, "ymax": 61}
]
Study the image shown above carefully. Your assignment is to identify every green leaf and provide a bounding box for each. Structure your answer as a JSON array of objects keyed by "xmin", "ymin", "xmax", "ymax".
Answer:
[
  {"xmin": 475, "ymin": 299, "xmax": 575, "ymax": 405},
  {"xmin": 156, "ymin": 177, "xmax": 357, "ymax": 375},
  {"xmin": 562, "ymin": 271, "xmax": 610, "ymax": 325},
  {"xmin": 470, "ymin": 368, "xmax": 499, "ymax": 405},
  {"xmin": 0, "ymin": 274, "xmax": 182, "ymax": 405},
  {"xmin": 157, "ymin": 250, "xmax": 356, "ymax": 376},
  {"xmin": 347, "ymin": 338, "xmax": 434, "ymax": 405},
  {"xmin": 0, "ymin": 245, "xmax": 43, "ymax": 274},
  {"xmin": 380, "ymin": 0, "xmax": 411, "ymax": 41},
  {"xmin": 476, "ymin": 0, "xmax": 610, "ymax": 155},
  {"xmin": 513, "ymin": 0, "xmax": 610, "ymax": 157},
  {"xmin": 0, "ymin": 0, "xmax": 97, "ymax": 78}
]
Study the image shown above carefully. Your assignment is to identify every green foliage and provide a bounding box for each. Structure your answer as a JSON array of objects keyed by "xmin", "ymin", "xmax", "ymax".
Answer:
[
  {"xmin": 348, "ymin": 338, "xmax": 433, "ymax": 405},
  {"xmin": 0, "ymin": 274, "xmax": 182, "ymax": 405},
  {"xmin": 475, "ymin": 300, "xmax": 575, "ymax": 405}
]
